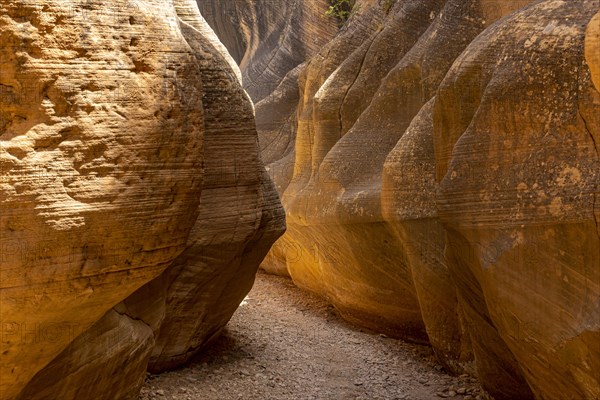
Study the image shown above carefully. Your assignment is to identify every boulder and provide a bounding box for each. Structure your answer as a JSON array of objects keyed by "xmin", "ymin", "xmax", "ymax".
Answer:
[
  {"xmin": 1, "ymin": 1, "xmax": 283, "ymax": 398},
  {"xmin": 0, "ymin": 1, "xmax": 204, "ymax": 397}
]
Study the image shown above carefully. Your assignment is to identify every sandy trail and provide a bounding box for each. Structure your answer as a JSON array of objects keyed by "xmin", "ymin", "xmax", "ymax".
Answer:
[{"xmin": 140, "ymin": 272, "xmax": 487, "ymax": 400}]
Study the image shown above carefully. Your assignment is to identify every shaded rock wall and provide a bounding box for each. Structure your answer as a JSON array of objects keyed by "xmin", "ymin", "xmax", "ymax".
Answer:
[
  {"xmin": 197, "ymin": 0, "xmax": 338, "ymax": 103},
  {"xmin": 197, "ymin": 0, "xmax": 339, "ymax": 229},
  {"xmin": 211, "ymin": 0, "xmax": 600, "ymax": 399},
  {"xmin": 1, "ymin": 1, "xmax": 283, "ymax": 399},
  {"xmin": 146, "ymin": 0, "xmax": 285, "ymax": 373}
]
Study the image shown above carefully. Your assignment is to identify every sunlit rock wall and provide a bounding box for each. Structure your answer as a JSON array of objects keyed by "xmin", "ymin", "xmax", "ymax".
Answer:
[
  {"xmin": 218, "ymin": 0, "xmax": 600, "ymax": 399},
  {"xmin": 1, "ymin": 1, "xmax": 283, "ymax": 399}
]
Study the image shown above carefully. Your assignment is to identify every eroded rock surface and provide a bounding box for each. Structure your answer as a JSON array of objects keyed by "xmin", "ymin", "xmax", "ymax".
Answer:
[
  {"xmin": 1, "ymin": 1, "xmax": 283, "ymax": 399},
  {"xmin": 2, "ymin": 0, "xmax": 598, "ymax": 398},
  {"xmin": 197, "ymin": 0, "xmax": 338, "ymax": 103},
  {"xmin": 436, "ymin": 2, "xmax": 599, "ymax": 398},
  {"xmin": 0, "ymin": 1, "xmax": 203, "ymax": 398},
  {"xmin": 267, "ymin": 0, "xmax": 536, "ymax": 342},
  {"xmin": 146, "ymin": 0, "xmax": 285, "ymax": 373},
  {"xmin": 231, "ymin": 0, "xmax": 600, "ymax": 399},
  {"xmin": 586, "ymin": 12, "xmax": 600, "ymax": 92},
  {"xmin": 382, "ymin": 98, "xmax": 474, "ymax": 376},
  {"xmin": 197, "ymin": 0, "xmax": 339, "ymax": 223}
]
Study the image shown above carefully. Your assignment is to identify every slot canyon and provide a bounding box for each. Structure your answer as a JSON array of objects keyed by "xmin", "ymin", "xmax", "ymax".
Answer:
[{"xmin": 0, "ymin": 1, "xmax": 598, "ymax": 399}]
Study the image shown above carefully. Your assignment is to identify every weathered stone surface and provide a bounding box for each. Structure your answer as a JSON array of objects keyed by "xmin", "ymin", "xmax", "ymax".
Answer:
[
  {"xmin": 1, "ymin": 1, "xmax": 283, "ymax": 398},
  {"xmin": 279, "ymin": 0, "xmax": 426, "ymax": 339},
  {"xmin": 279, "ymin": 0, "xmax": 531, "ymax": 341},
  {"xmin": 5, "ymin": 0, "xmax": 598, "ymax": 398},
  {"xmin": 16, "ymin": 310, "xmax": 154, "ymax": 400},
  {"xmin": 257, "ymin": 63, "xmax": 302, "ymax": 188},
  {"xmin": 146, "ymin": 0, "xmax": 285, "ymax": 372},
  {"xmin": 16, "ymin": 266, "xmax": 168, "ymax": 400},
  {"xmin": 436, "ymin": 1, "xmax": 599, "ymax": 398},
  {"xmin": 239, "ymin": 0, "xmax": 598, "ymax": 398},
  {"xmin": 586, "ymin": 12, "xmax": 600, "ymax": 92},
  {"xmin": 382, "ymin": 98, "xmax": 474, "ymax": 375},
  {"xmin": 197, "ymin": 0, "xmax": 339, "ymax": 278},
  {"xmin": 197, "ymin": 0, "xmax": 338, "ymax": 103},
  {"xmin": 0, "ymin": 1, "xmax": 204, "ymax": 398},
  {"xmin": 197, "ymin": 0, "xmax": 338, "ymax": 219},
  {"xmin": 379, "ymin": 0, "xmax": 537, "ymax": 378}
]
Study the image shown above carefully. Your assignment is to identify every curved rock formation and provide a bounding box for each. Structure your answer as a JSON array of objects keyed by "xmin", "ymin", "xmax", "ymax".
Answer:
[
  {"xmin": 275, "ymin": 0, "xmax": 535, "ymax": 341},
  {"xmin": 1, "ymin": 1, "xmax": 283, "ymax": 399},
  {"xmin": 3, "ymin": 0, "xmax": 598, "ymax": 398},
  {"xmin": 146, "ymin": 0, "xmax": 285, "ymax": 372},
  {"xmin": 197, "ymin": 0, "xmax": 338, "ymax": 104},
  {"xmin": 0, "ymin": 2, "xmax": 203, "ymax": 397},
  {"xmin": 435, "ymin": 2, "xmax": 599, "ymax": 398},
  {"xmin": 382, "ymin": 98, "xmax": 474, "ymax": 375},
  {"xmin": 197, "ymin": 0, "xmax": 339, "ymax": 222},
  {"xmin": 235, "ymin": 0, "xmax": 598, "ymax": 398}
]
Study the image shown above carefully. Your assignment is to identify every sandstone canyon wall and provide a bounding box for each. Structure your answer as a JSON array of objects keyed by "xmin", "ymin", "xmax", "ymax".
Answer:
[
  {"xmin": 205, "ymin": 0, "xmax": 599, "ymax": 399},
  {"xmin": 1, "ymin": 0, "xmax": 598, "ymax": 399},
  {"xmin": 197, "ymin": 0, "xmax": 339, "ymax": 238},
  {"xmin": 0, "ymin": 1, "xmax": 284, "ymax": 399}
]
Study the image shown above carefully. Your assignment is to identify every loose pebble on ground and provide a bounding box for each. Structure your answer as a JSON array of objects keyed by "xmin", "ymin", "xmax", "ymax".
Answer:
[{"xmin": 140, "ymin": 272, "xmax": 490, "ymax": 400}]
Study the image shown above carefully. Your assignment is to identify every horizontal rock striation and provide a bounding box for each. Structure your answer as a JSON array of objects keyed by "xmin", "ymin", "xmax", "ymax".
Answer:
[
  {"xmin": 435, "ymin": 2, "xmax": 599, "ymax": 398},
  {"xmin": 197, "ymin": 0, "xmax": 339, "ymax": 277},
  {"xmin": 229, "ymin": 0, "xmax": 599, "ymax": 398},
  {"xmin": 1, "ymin": 1, "xmax": 283, "ymax": 399}
]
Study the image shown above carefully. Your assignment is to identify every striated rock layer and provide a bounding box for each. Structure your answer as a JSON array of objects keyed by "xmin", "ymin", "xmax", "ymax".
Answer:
[
  {"xmin": 198, "ymin": 4, "xmax": 339, "ymax": 269},
  {"xmin": 1, "ymin": 1, "xmax": 283, "ymax": 399},
  {"xmin": 146, "ymin": 0, "xmax": 285, "ymax": 373},
  {"xmin": 197, "ymin": 0, "xmax": 338, "ymax": 104},
  {"xmin": 271, "ymin": 0, "xmax": 537, "ymax": 343},
  {"xmin": 0, "ymin": 1, "xmax": 202, "ymax": 398},
  {"xmin": 224, "ymin": 0, "xmax": 600, "ymax": 398},
  {"xmin": 435, "ymin": 2, "xmax": 599, "ymax": 398}
]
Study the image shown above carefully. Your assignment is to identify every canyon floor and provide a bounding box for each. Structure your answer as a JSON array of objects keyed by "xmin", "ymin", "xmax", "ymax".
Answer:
[{"xmin": 140, "ymin": 272, "xmax": 489, "ymax": 400}]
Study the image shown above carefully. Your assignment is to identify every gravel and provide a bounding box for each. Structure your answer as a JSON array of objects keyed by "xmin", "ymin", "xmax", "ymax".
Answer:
[{"xmin": 140, "ymin": 271, "xmax": 491, "ymax": 400}]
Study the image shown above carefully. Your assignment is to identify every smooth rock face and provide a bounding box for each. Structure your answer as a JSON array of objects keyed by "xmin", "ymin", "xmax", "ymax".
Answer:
[
  {"xmin": 279, "ymin": 0, "xmax": 428, "ymax": 339},
  {"xmin": 1, "ymin": 1, "xmax": 283, "ymax": 399},
  {"xmin": 197, "ymin": 1, "xmax": 338, "ymax": 243},
  {"xmin": 17, "ymin": 267, "xmax": 168, "ymax": 400},
  {"xmin": 379, "ymin": 0, "xmax": 537, "ymax": 378},
  {"xmin": 197, "ymin": 0, "xmax": 338, "ymax": 103},
  {"xmin": 16, "ymin": 310, "xmax": 155, "ymax": 400},
  {"xmin": 382, "ymin": 98, "xmax": 474, "ymax": 375},
  {"xmin": 146, "ymin": 0, "xmax": 285, "ymax": 372},
  {"xmin": 436, "ymin": 2, "xmax": 599, "ymax": 398}
]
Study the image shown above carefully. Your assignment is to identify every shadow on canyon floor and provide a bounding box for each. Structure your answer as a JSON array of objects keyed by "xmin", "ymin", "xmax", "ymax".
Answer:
[{"xmin": 140, "ymin": 272, "xmax": 491, "ymax": 400}]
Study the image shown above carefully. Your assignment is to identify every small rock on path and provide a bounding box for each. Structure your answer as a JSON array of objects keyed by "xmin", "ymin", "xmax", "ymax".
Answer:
[{"xmin": 140, "ymin": 271, "xmax": 489, "ymax": 400}]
